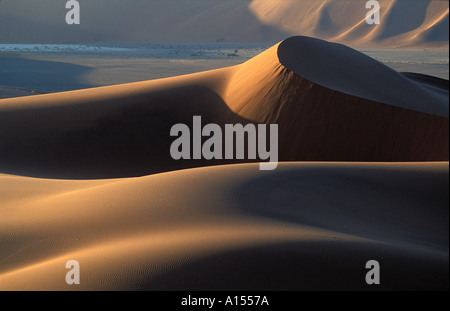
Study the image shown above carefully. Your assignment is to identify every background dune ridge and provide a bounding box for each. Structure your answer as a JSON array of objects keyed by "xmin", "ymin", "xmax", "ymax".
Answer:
[
  {"xmin": 249, "ymin": 0, "xmax": 449, "ymax": 47},
  {"xmin": 0, "ymin": 0, "xmax": 448, "ymax": 47}
]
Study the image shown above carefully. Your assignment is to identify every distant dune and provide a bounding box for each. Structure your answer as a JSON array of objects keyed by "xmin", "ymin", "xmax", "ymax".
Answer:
[
  {"xmin": 0, "ymin": 0, "xmax": 448, "ymax": 47},
  {"xmin": 249, "ymin": 0, "xmax": 449, "ymax": 48},
  {"xmin": 0, "ymin": 36, "xmax": 448, "ymax": 178},
  {"xmin": 0, "ymin": 162, "xmax": 448, "ymax": 290}
]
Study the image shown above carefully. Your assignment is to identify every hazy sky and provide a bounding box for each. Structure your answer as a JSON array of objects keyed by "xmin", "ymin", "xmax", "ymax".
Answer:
[{"xmin": 0, "ymin": 0, "xmax": 448, "ymax": 46}]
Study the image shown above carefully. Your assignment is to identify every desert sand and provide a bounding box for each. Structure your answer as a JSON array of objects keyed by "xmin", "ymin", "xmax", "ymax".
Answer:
[
  {"xmin": 0, "ymin": 36, "xmax": 448, "ymax": 290},
  {"xmin": 0, "ymin": 162, "xmax": 448, "ymax": 290},
  {"xmin": 249, "ymin": 0, "xmax": 449, "ymax": 48}
]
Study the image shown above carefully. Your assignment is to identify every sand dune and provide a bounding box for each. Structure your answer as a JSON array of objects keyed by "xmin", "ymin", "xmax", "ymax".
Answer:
[
  {"xmin": 0, "ymin": 36, "xmax": 448, "ymax": 178},
  {"xmin": 249, "ymin": 0, "xmax": 449, "ymax": 48},
  {"xmin": 0, "ymin": 36, "xmax": 448, "ymax": 290},
  {"xmin": 225, "ymin": 36, "xmax": 449, "ymax": 162},
  {"xmin": 0, "ymin": 162, "xmax": 448, "ymax": 290},
  {"xmin": 0, "ymin": 0, "xmax": 447, "ymax": 47}
]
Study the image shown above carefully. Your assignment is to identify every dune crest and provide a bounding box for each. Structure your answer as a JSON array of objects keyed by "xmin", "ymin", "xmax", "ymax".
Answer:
[{"xmin": 225, "ymin": 36, "xmax": 448, "ymax": 162}]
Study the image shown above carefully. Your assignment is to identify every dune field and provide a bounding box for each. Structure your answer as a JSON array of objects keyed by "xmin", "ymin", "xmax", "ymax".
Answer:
[{"xmin": 0, "ymin": 33, "xmax": 448, "ymax": 290}]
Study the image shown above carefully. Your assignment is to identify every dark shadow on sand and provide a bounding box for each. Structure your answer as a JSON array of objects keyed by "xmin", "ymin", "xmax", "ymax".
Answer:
[
  {"xmin": 0, "ymin": 85, "xmax": 256, "ymax": 179},
  {"xmin": 136, "ymin": 240, "xmax": 448, "ymax": 291},
  {"xmin": 231, "ymin": 165, "xmax": 449, "ymax": 249},
  {"xmin": 0, "ymin": 56, "xmax": 94, "ymax": 92}
]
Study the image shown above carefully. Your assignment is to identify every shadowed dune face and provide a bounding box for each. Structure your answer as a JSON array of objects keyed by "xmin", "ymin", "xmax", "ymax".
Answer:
[
  {"xmin": 0, "ymin": 85, "xmax": 249, "ymax": 178},
  {"xmin": 0, "ymin": 57, "xmax": 94, "ymax": 93},
  {"xmin": 143, "ymin": 241, "xmax": 448, "ymax": 291},
  {"xmin": 0, "ymin": 36, "xmax": 448, "ymax": 178},
  {"xmin": 235, "ymin": 165, "xmax": 449, "ymax": 249},
  {"xmin": 402, "ymin": 72, "xmax": 450, "ymax": 92},
  {"xmin": 0, "ymin": 66, "xmax": 255, "ymax": 178},
  {"xmin": 276, "ymin": 37, "xmax": 448, "ymax": 116}
]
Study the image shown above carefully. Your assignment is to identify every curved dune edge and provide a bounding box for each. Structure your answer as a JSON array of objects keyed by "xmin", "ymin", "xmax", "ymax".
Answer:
[
  {"xmin": 0, "ymin": 162, "xmax": 448, "ymax": 290},
  {"xmin": 276, "ymin": 36, "xmax": 448, "ymax": 117}
]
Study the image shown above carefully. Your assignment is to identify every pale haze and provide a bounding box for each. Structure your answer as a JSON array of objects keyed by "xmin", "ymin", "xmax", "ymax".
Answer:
[{"xmin": 0, "ymin": 0, "xmax": 448, "ymax": 47}]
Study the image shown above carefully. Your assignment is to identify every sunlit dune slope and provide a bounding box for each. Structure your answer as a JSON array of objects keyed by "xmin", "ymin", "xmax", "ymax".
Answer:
[{"xmin": 0, "ymin": 162, "xmax": 448, "ymax": 290}]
